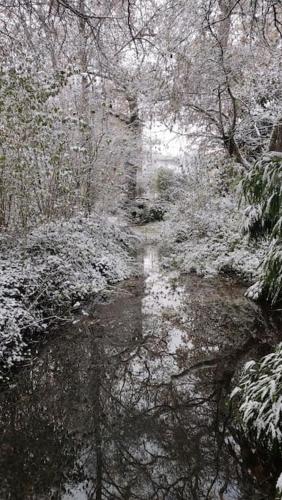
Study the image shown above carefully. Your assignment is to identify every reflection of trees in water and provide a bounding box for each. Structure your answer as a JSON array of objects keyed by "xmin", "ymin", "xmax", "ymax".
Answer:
[
  {"xmin": 0, "ymin": 370, "xmax": 80, "ymax": 499},
  {"xmin": 100, "ymin": 344, "xmax": 241, "ymax": 498},
  {"xmin": 0, "ymin": 277, "xmax": 276, "ymax": 499}
]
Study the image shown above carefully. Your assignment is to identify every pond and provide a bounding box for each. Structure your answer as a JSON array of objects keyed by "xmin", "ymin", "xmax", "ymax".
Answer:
[{"xmin": 0, "ymin": 226, "xmax": 281, "ymax": 499}]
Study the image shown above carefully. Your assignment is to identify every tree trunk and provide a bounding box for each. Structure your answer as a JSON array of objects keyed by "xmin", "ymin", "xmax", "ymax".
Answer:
[
  {"xmin": 78, "ymin": 0, "xmax": 94, "ymax": 214},
  {"xmin": 125, "ymin": 95, "xmax": 142, "ymax": 200},
  {"xmin": 269, "ymin": 118, "xmax": 282, "ymax": 152}
]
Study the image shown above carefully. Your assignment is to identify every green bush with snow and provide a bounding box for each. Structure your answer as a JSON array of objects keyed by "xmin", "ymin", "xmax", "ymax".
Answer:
[
  {"xmin": 242, "ymin": 152, "xmax": 282, "ymax": 304},
  {"xmin": 231, "ymin": 345, "xmax": 282, "ymax": 448},
  {"xmin": 231, "ymin": 344, "xmax": 282, "ymax": 497},
  {"xmin": 0, "ymin": 214, "xmax": 135, "ymax": 371},
  {"xmin": 162, "ymin": 163, "xmax": 265, "ymax": 283}
]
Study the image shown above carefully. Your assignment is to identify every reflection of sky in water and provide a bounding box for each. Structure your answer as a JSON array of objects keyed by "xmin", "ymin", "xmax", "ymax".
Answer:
[
  {"xmin": 143, "ymin": 244, "xmax": 159, "ymax": 276},
  {"xmin": 124, "ymin": 242, "xmax": 207, "ymax": 399},
  {"xmin": 62, "ymin": 482, "xmax": 90, "ymax": 500},
  {"xmin": 168, "ymin": 326, "xmax": 194, "ymax": 353},
  {"xmin": 142, "ymin": 242, "xmax": 186, "ymax": 318},
  {"xmin": 143, "ymin": 273, "xmax": 184, "ymax": 315},
  {"xmin": 139, "ymin": 242, "xmax": 194, "ymax": 384},
  {"xmin": 142, "ymin": 241, "xmax": 194, "ymax": 365}
]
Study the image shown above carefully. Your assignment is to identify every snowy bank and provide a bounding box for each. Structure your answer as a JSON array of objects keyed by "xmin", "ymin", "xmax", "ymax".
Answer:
[
  {"xmin": 162, "ymin": 194, "xmax": 266, "ymax": 285},
  {"xmin": 0, "ymin": 215, "xmax": 136, "ymax": 372}
]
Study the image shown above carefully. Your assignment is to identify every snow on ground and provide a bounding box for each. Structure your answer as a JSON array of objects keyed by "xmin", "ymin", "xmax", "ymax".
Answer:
[
  {"xmin": 161, "ymin": 192, "xmax": 267, "ymax": 285},
  {"xmin": 0, "ymin": 214, "xmax": 136, "ymax": 372}
]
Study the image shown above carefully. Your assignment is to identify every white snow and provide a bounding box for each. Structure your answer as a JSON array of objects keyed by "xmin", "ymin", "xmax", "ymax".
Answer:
[
  {"xmin": 276, "ymin": 473, "xmax": 282, "ymax": 493},
  {"xmin": 0, "ymin": 214, "xmax": 135, "ymax": 370}
]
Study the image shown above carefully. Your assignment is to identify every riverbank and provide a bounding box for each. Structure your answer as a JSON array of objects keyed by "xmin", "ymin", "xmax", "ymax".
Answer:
[
  {"xmin": 161, "ymin": 192, "xmax": 267, "ymax": 286},
  {"xmin": 0, "ymin": 214, "xmax": 137, "ymax": 373}
]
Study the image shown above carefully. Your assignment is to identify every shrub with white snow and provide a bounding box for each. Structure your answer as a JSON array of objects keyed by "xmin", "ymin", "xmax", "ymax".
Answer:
[
  {"xmin": 162, "ymin": 183, "xmax": 265, "ymax": 283},
  {"xmin": 231, "ymin": 344, "xmax": 282, "ymax": 448},
  {"xmin": 0, "ymin": 214, "xmax": 135, "ymax": 371},
  {"xmin": 242, "ymin": 153, "xmax": 282, "ymax": 304}
]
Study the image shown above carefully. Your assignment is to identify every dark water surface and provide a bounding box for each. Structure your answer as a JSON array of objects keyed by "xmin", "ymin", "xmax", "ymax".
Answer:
[{"xmin": 0, "ymin": 241, "xmax": 281, "ymax": 499}]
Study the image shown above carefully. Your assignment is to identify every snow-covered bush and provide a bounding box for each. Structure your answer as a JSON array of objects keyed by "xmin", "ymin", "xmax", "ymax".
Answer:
[
  {"xmin": 242, "ymin": 152, "xmax": 282, "ymax": 239},
  {"xmin": 242, "ymin": 152, "xmax": 282, "ymax": 303},
  {"xmin": 154, "ymin": 167, "xmax": 182, "ymax": 202},
  {"xmin": 162, "ymin": 156, "xmax": 265, "ymax": 282},
  {"xmin": 231, "ymin": 344, "xmax": 282, "ymax": 449},
  {"xmin": 129, "ymin": 198, "xmax": 167, "ymax": 224},
  {"xmin": 0, "ymin": 214, "xmax": 135, "ymax": 371}
]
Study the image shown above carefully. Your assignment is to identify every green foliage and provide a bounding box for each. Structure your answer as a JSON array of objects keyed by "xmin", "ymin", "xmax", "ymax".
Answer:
[
  {"xmin": 242, "ymin": 153, "xmax": 282, "ymax": 303},
  {"xmin": 242, "ymin": 153, "xmax": 282, "ymax": 239},
  {"xmin": 231, "ymin": 344, "xmax": 282, "ymax": 498},
  {"xmin": 155, "ymin": 167, "xmax": 177, "ymax": 201},
  {"xmin": 258, "ymin": 240, "xmax": 282, "ymax": 304},
  {"xmin": 0, "ymin": 66, "xmax": 92, "ymax": 231},
  {"xmin": 231, "ymin": 344, "xmax": 282, "ymax": 451}
]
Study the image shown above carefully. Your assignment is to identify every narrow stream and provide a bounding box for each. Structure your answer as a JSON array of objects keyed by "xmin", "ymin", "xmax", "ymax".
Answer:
[{"xmin": 0, "ymin": 225, "xmax": 281, "ymax": 499}]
